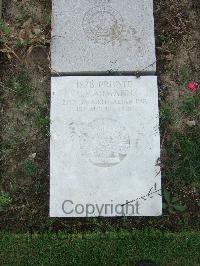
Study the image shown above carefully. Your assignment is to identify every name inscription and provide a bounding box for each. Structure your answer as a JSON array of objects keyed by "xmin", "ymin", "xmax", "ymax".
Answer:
[{"xmin": 62, "ymin": 79, "xmax": 148, "ymax": 112}]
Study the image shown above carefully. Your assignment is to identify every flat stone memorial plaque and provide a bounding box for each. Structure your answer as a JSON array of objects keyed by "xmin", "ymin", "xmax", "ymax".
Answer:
[
  {"xmin": 52, "ymin": 0, "xmax": 156, "ymax": 74},
  {"xmin": 50, "ymin": 76, "xmax": 162, "ymax": 217}
]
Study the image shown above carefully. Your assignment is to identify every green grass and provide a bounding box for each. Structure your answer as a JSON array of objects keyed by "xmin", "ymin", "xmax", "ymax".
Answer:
[
  {"xmin": 0, "ymin": 230, "xmax": 199, "ymax": 266},
  {"xmin": 160, "ymin": 104, "xmax": 173, "ymax": 126},
  {"xmin": 163, "ymin": 189, "xmax": 187, "ymax": 214},
  {"xmin": 35, "ymin": 109, "xmax": 50, "ymax": 136},
  {"xmin": 0, "ymin": 18, "xmax": 10, "ymax": 34},
  {"xmin": 21, "ymin": 159, "xmax": 39, "ymax": 177},
  {"xmin": 0, "ymin": 192, "xmax": 11, "ymax": 212},
  {"xmin": 165, "ymin": 128, "xmax": 200, "ymax": 184},
  {"xmin": 179, "ymin": 65, "xmax": 191, "ymax": 88},
  {"xmin": 8, "ymin": 71, "xmax": 32, "ymax": 102},
  {"xmin": 182, "ymin": 95, "xmax": 200, "ymax": 116}
]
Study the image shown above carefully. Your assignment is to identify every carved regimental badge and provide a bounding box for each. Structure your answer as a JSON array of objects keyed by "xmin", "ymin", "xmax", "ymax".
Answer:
[
  {"xmin": 82, "ymin": 5, "xmax": 124, "ymax": 44},
  {"xmin": 70, "ymin": 119, "xmax": 130, "ymax": 167}
]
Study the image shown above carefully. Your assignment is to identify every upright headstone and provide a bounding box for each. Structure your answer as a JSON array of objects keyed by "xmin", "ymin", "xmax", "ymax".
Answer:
[
  {"xmin": 51, "ymin": 0, "xmax": 156, "ymax": 74},
  {"xmin": 50, "ymin": 76, "xmax": 161, "ymax": 217}
]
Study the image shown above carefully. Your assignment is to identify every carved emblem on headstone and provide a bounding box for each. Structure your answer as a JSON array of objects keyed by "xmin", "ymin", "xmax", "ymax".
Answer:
[
  {"xmin": 70, "ymin": 118, "xmax": 130, "ymax": 167},
  {"xmin": 82, "ymin": 5, "xmax": 124, "ymax": 44}
]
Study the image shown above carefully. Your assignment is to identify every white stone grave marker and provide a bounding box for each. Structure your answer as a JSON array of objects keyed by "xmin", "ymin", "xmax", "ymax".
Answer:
[
  {"xmin": 51, "ymin": 0, "xmax": 156, "ymax": 74},
  {"xmin": 50, "ymin": 76, "xmax": 161, "ymax": 217}
]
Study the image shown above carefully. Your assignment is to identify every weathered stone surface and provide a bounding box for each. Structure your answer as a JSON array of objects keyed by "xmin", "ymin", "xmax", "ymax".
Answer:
[
  {"xmin": 51, "ymin": 0, "xmax": 156, "ymax": 73},
  {"xmin": 50, "ymin": 76, "xmax": 161, "ymax": 217}
]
